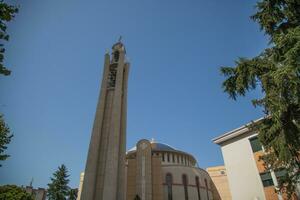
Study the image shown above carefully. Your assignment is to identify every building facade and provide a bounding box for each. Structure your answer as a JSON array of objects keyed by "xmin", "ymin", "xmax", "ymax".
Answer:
[
  {"xmin": 206, "ymin": 166, "xmax": 232, "ymax": 200},
  {"xmin": 213, "ymin": 119, "xmax": 298, "ymax": 200},
  {"xmin": 126, "ymin": 139, "xmax": 217, "ymax": 200},
  {"xmin": 78, "ymin": 139, "xmax": 219, "ymax": 200}
]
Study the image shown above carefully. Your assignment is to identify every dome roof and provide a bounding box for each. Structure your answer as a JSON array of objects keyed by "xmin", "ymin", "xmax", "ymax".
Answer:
[
  {"xmin": 151, "ymin": 142, "xmax": 176, "ymax": 151},
  {"xmin": 128, "ymin": 140, "xmax": 176, "ymax": 152},
  {"xmin": 126, "ymin": 139, "xmax": 197, "ymax": 165}
]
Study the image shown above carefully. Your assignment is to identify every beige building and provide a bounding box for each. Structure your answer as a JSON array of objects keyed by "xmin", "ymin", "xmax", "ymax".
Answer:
[
  {"xmin": 78, "ymin": 41, "xmax": 220, "ymax": 200},
  {"xmin": 78, "ymin": 139, "xmax": 220, "ymax": 200},
  {"xmin": 213, "ymin": 119, "xmax": 299, "ymax": 200},
  {"xmin": 80, "ymin": 41, "xmax": 130, "ymax": 200},
  {"xmin": 206, "ymin": 166, "xmax": 231, "ymax": 200}
]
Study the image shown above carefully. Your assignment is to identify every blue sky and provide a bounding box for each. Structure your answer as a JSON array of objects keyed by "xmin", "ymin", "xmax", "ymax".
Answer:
[{"xmin": 0, "ymin": 0, "xmax": 267, "ymax": 188}]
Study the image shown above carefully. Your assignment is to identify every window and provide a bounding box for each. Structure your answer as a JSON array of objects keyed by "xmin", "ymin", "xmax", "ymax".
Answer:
[
  {"xmin": 166, "ymin": 173, "xmax": 173, "ymax": 200},
  {"xmin": 167, "ymin": 153, "xmax": 170, "ymax": 162},
  {"xmin": 275, "ymin": 169, "xmax": 287, "ymax": 182},
  {"xmin": 182, "ymin": 174, "xmax": 189, "ymax": 200},
  {"xmin": 195, "ymin": 176, "xmax": 201, "ymax": 200},
  {"xmin": 172, "ymin": 154, "xmax": 175, "ymax": 163},
  {"xmin": 249, "ymin": 136, "xmax": 262, "ymax": 152},
  {"xmin": 162, "ymin": 153, "xmax": 165, "ymax": 162},
  {"xmin": 260, "ymin": 172, "xmax": 274, "ymax": 187},
  {"xmin": 205, "ymin": 179, "xmax": 209, "ymax": 200}
]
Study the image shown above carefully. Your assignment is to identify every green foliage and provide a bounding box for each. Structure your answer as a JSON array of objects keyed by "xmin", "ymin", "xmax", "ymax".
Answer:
[
  {"xmin": 0, "ymin": 0, "xmax": 18, "ymax": 76},
  {"xmin": 134, "ymin": 195, "xmax": 141, "ymax": 200},
  {"xmin": 68, "ymin": 188, "xmax": 78, "ymax": 200},
  {"xmin": 47, "ymin": 164, "xmax": 70, "ymax": 200},
  {"xmin": 220, "ymin": 0, "xmax": 300, "ymax": 197},
  {"xmin": 0, "ymin": 114, "xmax": 12, "ymax": 167},
  {"xmin": 0, "ymin": 185, "xmax": 34, "ymax": 200}
]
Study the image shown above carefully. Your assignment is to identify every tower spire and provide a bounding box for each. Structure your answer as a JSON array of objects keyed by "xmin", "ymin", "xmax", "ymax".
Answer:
[
  {"xmin": 80, "ymin": 42, "xmax": 130, "ymax": 200},
  {"xmin": 29, "ymin": 177, "xmax": 34, "ymax": 187}
]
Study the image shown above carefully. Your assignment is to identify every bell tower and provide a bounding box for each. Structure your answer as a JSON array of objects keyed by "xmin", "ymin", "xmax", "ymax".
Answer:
[{"xmin": 80, "ymin": 41, "xmax": 130, "ymax": 200}]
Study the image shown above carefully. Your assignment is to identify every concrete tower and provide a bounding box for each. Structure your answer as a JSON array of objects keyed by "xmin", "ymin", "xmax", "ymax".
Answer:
[{"xmin": 80, "ymin": 41, "xmax": 130, "ymax": 200}]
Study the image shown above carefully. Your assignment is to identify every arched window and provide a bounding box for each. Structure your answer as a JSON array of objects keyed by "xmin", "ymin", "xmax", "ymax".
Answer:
[
  {"xmin": 182, "ymin": 174, "xmax": 189, "ymax": 200},
  {"xmin": 166, "ymin": 173, "xmax": 173, "ymax": 200},
  {"xmin": 195, "ymin": 176, "xmax": 201, "ymax": 200},
  {"xmin": 205, "ymin": 179, "xmax": 209, "ymax": 200}
]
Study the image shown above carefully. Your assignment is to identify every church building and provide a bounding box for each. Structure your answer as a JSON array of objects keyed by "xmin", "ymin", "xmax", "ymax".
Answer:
[
  {"xmin": 126, "ymin": 139, "xmax": 218, "ymax": 200},
  {"xmin": 78, "ymin": 139, "xmax": 220, "ymax": 200},
  {"xmin": 78, "ymin": 41, "xmax": 221, "ymax": 200}
]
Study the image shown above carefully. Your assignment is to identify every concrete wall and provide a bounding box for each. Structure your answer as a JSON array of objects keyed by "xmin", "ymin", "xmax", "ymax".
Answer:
[
  {"xmin": 77, "ymin": 172, "xmax": 84, "ymax": 200},
  {"xmin": 206, "ymin": 166, "xmax": 231, "ymax": 200},
  {"xmin": 220, "ymin": 132, "xmax": 266, "ymax": 200}
]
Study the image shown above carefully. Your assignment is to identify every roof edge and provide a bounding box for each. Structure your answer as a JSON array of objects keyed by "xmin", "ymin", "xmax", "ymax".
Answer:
[{"xmin": 212, "ymin": 117, "xmax": 264, "ymax": 145}]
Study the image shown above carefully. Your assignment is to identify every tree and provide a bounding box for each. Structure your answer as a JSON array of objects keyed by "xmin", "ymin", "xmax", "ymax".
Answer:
[
  {"xmin": 47, "ymin": 164, "xmax": 70, "ymax": 200},
  {"xmin": 220, "ymin": 0, "xmax": 300, "ymax": 197},
  {"xmin": 0, "ymin": 114, "xmax": 12, "ymax": 167},
  {"xmin": 0, "ymin": 1, "xmax": 19, "ymax": 167},
  {"xmin": 0, "ymin": 0, "xmax": 18, "ymax": 76},
  {"xmin": 0, "ymin": 185, "xmax": 34, "ymax": 200},
  {"xmin": 134, "ymin": 195, "xmax": 141, "ymax": 200},
  {"xmin": 68, "ymin": 188, "xmax": 78, "ymax": 200}
]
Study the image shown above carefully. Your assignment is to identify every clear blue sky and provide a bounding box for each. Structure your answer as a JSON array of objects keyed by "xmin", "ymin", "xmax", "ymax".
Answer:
[{"xmin": 0, "ymin": 0, "xmax": 267, "ymax": 188}]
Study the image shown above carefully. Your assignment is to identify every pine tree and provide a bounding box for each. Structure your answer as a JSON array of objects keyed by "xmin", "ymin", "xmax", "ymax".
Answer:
[
  {"xmin": 220, "ymin": 0, "xmax": 300, "ymax": 197},
  {"xmin": 0, "ymin": 114, "xmax": 12, "ymax": 167},
  {"xmin": 68, "ymin": 188, "xmax": 78, "ymax": 200},
  {"xmin": 47, "ymin": 164, "xmax": 70, "ymax": 200}
]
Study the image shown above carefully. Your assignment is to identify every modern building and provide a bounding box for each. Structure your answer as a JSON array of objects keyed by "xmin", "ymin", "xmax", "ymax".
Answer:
[
  {"xmin": 78, "ymin": 139, "xmax": 220, "ymax": 200},
  {"xmin": 212, "ymin": 119, "xmax": 298, "ymax": 200},
  {"xmin": 206, "ymin": 166, "xmax": 232, "ymax": 200}
]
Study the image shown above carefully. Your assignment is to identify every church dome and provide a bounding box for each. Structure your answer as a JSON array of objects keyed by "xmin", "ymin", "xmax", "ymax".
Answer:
[
  {"xmin": 127, "ymin": 140, "xmax": 176, "ymax": 153},
  {"xmin": 126, "ymin": 139, "xmax": 197, "ymax": 167},
  {"xmin": 151, "ymin": 142, "xmax": 176, "ymax": 151}
]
